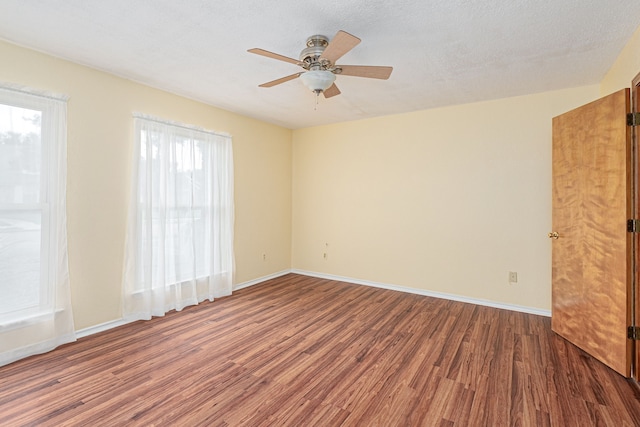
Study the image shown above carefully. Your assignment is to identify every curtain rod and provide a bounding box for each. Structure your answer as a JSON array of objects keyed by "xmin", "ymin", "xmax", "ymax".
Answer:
[
  {"xmin": 0, "ymin": 82, "xmax": 69, "ymax": 102},
  {"xmin": 133, "ymin": 112, "xmax": 231, "ymax": 139}
]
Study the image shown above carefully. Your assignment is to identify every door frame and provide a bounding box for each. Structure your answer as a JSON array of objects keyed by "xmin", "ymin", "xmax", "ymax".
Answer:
[{"xmin": 632, "ymin": 71, "xmax": 640, "ymax": 380}]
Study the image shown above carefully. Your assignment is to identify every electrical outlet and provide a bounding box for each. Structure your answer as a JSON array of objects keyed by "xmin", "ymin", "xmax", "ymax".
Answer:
[
  {"xmin": 509, "ymin": 271, "xmax": 518, "ymax": 283},
  {"xmin": 262, "ymin": 253, "xmax": 267, "ymax": 262},
  {"xmin": 323, "ymin": 252, "xmax": 328, "ymax": 260}
]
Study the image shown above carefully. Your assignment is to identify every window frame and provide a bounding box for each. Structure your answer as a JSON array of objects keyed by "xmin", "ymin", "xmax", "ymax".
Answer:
[{"xmin": 0, "ymin": 92, "xmax": 60, "ymax": 324}]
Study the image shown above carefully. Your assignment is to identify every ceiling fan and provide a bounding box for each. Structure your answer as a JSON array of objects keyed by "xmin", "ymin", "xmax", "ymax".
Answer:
[{"xmin": 248, "ymin": 30, "xmax": 393, "ymax": 99}]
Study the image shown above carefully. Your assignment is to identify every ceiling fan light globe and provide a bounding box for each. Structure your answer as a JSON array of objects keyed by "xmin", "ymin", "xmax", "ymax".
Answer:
[{"xmin": 300, "ymin": 70, "xmax": 336, "ymax": 93}]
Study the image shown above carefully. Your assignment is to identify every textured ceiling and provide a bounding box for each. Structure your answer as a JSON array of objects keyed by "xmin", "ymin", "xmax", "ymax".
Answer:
[{"xmin": 1, "ymin": 1, "xmax": 639, "ymax": 129}]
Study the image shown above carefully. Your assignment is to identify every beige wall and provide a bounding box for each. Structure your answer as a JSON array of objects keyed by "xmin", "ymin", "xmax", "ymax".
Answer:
[
  {"xmin": 601, "ymin": 25, "xmax": 640, "ymax": 95},
  {"xmin": 0, "ymin": 40, "xmax": 292, "ymax": 330},
  {"xmin": 292, "ymin": 85, "xmax": 599, "ymax": 311},
  {"xmin": 3, "ymin": 20, "xmax": 638, "ymax": 330}
]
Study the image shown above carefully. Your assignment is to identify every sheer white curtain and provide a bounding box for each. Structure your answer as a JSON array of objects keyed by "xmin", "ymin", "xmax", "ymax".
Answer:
[
  {"xmin": 0, "ymin": 84, "xmax": 75, "ymax": 367},
  {"xmin": 122, "ymin": 114, "xmax": 234, "ymax": 320}
]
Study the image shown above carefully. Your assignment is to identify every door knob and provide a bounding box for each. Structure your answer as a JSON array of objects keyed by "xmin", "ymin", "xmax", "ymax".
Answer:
[{"xmin": 548, "ymin": 231, "xmax": 559, "ymax": 239}]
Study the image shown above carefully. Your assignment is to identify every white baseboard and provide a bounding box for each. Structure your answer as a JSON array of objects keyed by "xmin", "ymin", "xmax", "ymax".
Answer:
[
  {"xmin": 75, "ymin": 268, "xmax": 549, "ymax": 340},
  {"xmin": 233, "ymin": 269, "xmax": 293, "ymax": 291},
  {"xmin": 291, "ymin": 269, "xmax": 551, "ymax": 317},
  {"xmin": 75, "ymin": 318, "xmax": 134, "ymax": 339}
]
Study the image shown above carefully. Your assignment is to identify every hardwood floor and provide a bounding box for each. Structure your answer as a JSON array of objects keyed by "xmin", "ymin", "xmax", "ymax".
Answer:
[{"xmin": 1, "ymin": 274, "xmax": 640, "ymax": 426}]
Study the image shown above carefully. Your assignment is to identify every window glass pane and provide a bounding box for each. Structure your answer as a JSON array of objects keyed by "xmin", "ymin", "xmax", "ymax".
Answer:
[
  {"xmin": 0, "ymin": 102, "xmax": 44, "ymax": 320},
  {"xmin": 0, "ymin": 104, "xmax": 42, "ymax": 204},
  {"xmin": 0, "ymin": 210, "xmax": 42, "ymax": 315}
]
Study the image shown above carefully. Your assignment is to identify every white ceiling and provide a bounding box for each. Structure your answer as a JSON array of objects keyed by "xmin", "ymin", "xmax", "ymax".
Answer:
[{"xmin": 1, "ymin": 1, "xmax": 639, "ymax": 129}]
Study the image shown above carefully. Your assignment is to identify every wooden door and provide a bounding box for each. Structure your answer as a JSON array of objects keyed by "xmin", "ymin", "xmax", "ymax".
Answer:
[{"xmin": 551, "ymin": 88, "xmax": 632, "ymax": 377}]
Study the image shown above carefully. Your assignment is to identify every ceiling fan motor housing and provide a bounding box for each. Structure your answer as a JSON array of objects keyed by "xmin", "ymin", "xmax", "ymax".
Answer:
[{"xmin": 300, "ymin": 35, "xmax": 330, "ymax": 69}]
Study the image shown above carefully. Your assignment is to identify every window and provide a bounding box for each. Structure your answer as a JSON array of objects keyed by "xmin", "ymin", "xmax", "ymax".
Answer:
[
  {"xmin": 0, "ymin": 84, "xmax": 75, "ymax": 367},
  {"xmin": 122, "ymin": 115, "xmax": 234, "ymax": 320}
]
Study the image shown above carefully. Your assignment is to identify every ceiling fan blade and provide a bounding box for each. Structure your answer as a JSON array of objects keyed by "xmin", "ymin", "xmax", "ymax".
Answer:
[
  {"xmin": 248, "ymin": 48, "xmax": 301, "ymax": 66},
  {"xmin": 259, "ymin": 73, "xmax": 302, "ymax": 87},
  {"xmin": 337, "ymin": 65, "xmax": 393, "ymax": 80},
  {"xmin": 321, "ymin": 30, "xmax": 361, "ymax": 64},
  {"xmin": 323, "ymin": 83, "xmax": 341, "ymax": 98}
]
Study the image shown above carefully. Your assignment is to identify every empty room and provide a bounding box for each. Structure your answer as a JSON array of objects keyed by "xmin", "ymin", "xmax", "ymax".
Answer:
[{"xmin": 1, "ymin": 1, "xmax": 640, "ymax": 425}]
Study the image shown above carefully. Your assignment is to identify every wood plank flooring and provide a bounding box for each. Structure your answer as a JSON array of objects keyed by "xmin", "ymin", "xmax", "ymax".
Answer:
[{"xmin": 1, "ymin": 273, "xmax": 640, "ymax": 426}]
